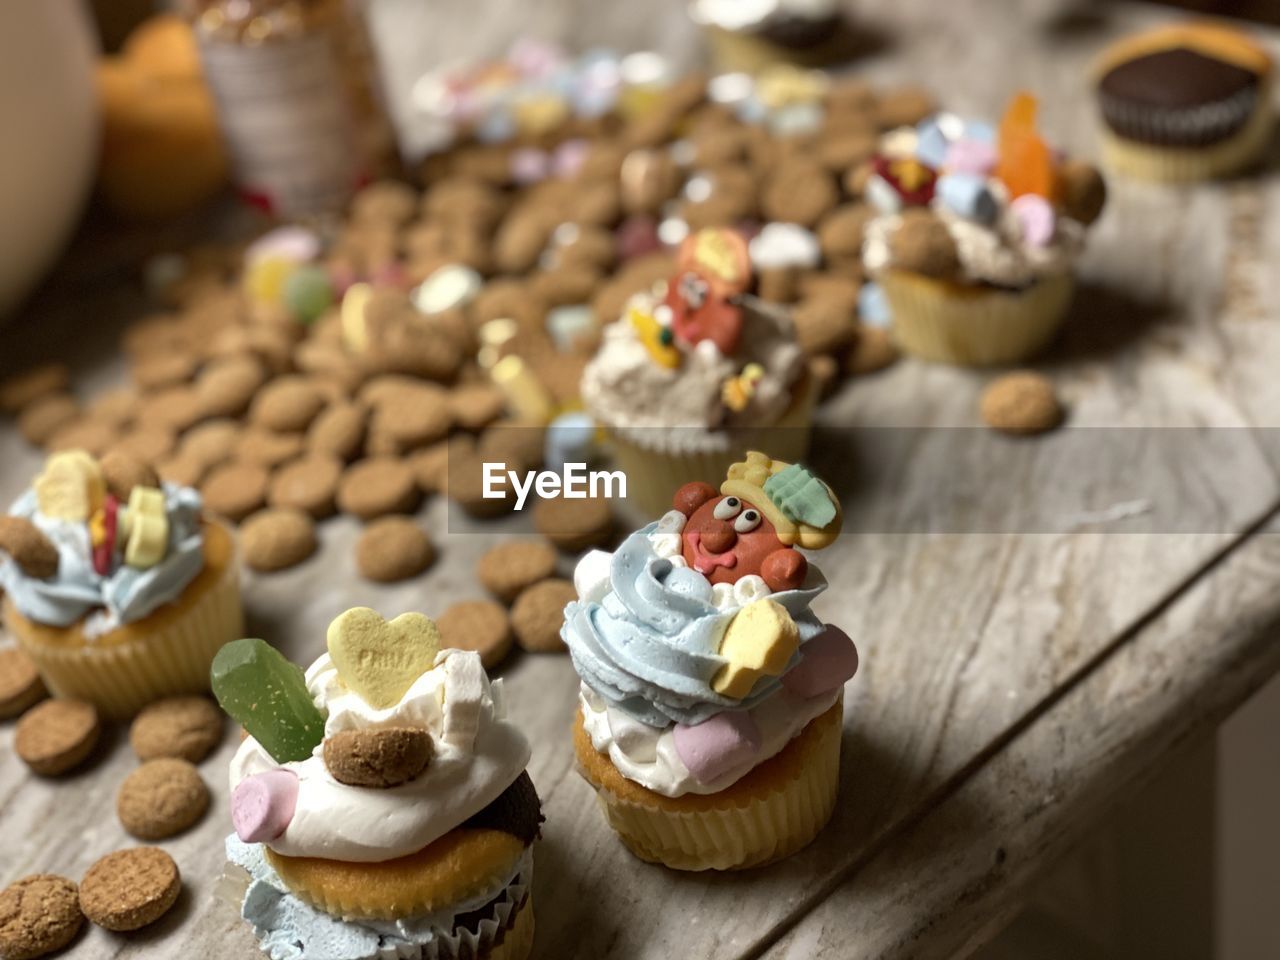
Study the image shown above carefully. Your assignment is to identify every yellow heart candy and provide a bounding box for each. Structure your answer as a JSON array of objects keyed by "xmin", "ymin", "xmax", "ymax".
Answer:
[
  {"xmin": 326, "ymin": 607, "xmax": 442, "ymax": 709},
  {"xmin": 340, "ymin": 282, "xmax": 374, "ymax": 354},
  {"xmin": 34, "ymin": 450, "xmax": 105, "ymax": 522},
  {"xmin": 712, "ymin": 599, "xmax": 800, "ymax": 699},
  {"xmin": 123, "ymin": 486, "xmax": 169, "ymax": 569}
]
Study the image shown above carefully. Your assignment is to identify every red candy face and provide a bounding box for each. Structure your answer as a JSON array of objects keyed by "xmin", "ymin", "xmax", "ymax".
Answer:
[{"xmin": 672, "ymin": 482, "xmax": 808, "ymax": 592}]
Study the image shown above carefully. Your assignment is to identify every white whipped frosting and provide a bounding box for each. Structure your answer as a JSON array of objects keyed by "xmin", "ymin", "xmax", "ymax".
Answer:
[
  {"xmin": 579, "ymin": 681, "xmax": 839, "ymax": 796},
  {"xmin": 229, "ymin": 649, "xmax": 531, "ymax": 863}
]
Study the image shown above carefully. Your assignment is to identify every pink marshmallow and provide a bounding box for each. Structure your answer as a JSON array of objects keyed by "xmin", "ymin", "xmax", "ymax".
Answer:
[
  {"xmin": 232, "ymin": 769, "xmax": 299, "ymax": 843},
  {"xmin": 1011, "ymin": 193, "xmax": 1056, "ymax": 248},
  {"xmin": 944, "ymin": 139, "xmax": 998, "ymax": 176},
  {"xmin": 673, "ymin": 711, "xmax": 761, "ymax": 784},
  {"xmin": 781, "ymin": 626, "xmax": 859, "ymax": 699}
]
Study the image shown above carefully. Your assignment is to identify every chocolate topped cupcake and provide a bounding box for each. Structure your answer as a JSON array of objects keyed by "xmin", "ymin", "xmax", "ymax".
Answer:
[
  {"xmin": 690, "ymin": 0, "xmax": 848, "ymax": 72},
  {"xmin": 1095, "ymin": 22, "xmax": 1273, "ymax": 181}
]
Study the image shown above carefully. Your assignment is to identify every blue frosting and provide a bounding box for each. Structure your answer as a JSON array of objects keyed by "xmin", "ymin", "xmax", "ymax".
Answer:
[
  {"xmin": 562, "ymin": 524, "xmax": 827, "ymax": 727},
  {"xmin": 0, "ymin": 484, "xmax": 206, "ymax": 631}
]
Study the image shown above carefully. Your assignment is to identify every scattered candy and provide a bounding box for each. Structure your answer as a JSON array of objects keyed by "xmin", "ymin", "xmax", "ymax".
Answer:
[
  {"xmin": 1012, "ymin": 193, "xmax": 1056, "ymax": 247},
  {"xmin": 340, "ymin": 282, "xmax": 374, "ymax": 353},
  {"xmin": 871, "ymin": 155, "xmax": 937, "ymax": 207},
  {"xmin": 491, "ymin": 354, "xmax": 557, "ymax": 424},
  {"xmin": 121, "ymin": 486, "xmax": 169, "ymax": 568},
  {"xmin": 721, "ymin": 363, "xmax": 764, "ymax": 413},
  {"xmin": 211, "ymin": 638, "xmax": 327, "ymax": 764},
  {"xmin": 779, "ymin": 625, "xmax": 859, "ymax": 699},
  {"xmin": 244, "ymin": 255, "xmax": 294, "ymax": 305},
  {"xmin": 996, "ymin": 92, "xmax": 1057, "ymax": 200},
  {"xmin": 944, "ymin": 137, "xmax": 999, "ymax": 176},
  {"xmin": 232, "ymin": 768, "xmax": 300, "ymax": 842},
  {"xmin": 412, "ymin": 264, "xmax": 484, "ymax": 315},
  {"xmin": 34, "ymin": 450, "xmax": 105, "ymax": 522},
  {"xmin": 858, "ymin": 282, "xmax": 892, "ymax": 328},
  {"xmin": 326, "ymin": 607, "xmax": 441, "ymax": 710},
  {"xmin": 672, "ymin": 709, "xmax": 761, "ymax": 784},
  {"xmin": 544, "ymin": 412, "xmax": 596, "ymax": 471},
  {"xmin": 282, "ymin": 265, "xmax": 333, "ymax": 325},
  {"xmin": 545, "ymin": 304, "xmax": 596, "ymax": 352},
  {"xmin": 246, "ymin": 226, "xmax": 322, "ymax": 267},
  {"xmin": 629, "ymin": 302, "xmax": 682, "ymax": 369},
  {"xmin": 712, "ymin": 599, "xmax": 801, "ymax": 699}
]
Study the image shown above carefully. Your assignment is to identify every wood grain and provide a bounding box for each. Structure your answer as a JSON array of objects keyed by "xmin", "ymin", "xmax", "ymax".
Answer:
[{"xmin": 1, "ymin": 2, "xmax": 1279, "ymax": 959}]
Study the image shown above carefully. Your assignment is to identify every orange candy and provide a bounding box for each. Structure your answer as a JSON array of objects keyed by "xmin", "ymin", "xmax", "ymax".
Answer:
[{"xmin": 996, "ymin": 92, "xmax": 1058, "ymax": 202}]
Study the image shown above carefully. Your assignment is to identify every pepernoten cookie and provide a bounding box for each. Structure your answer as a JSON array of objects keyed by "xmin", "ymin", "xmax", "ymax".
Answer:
[
  {"xmin": 511, "ymin": 580, "xmax": 576, "ymax": 653},
  {"xmin": 476, "ymin": 541, "xmax": 558, "ymax": 604},
  {"xmin": 15, "ymin": 699, "xmax": 100, "ymax": 776},
  {"xmin": 130, "ymin": 695, "xmax": 224, "ymax": 762},
  {"xmin": 0, "ymin": 874, "xmax": 84, "ymax": 960},
  {"xmin": 79, "ymin": 847, "xmax": 182, "ymax": 932},
  {"xmin": 117, "ymin": 757, "xmax": 210, "ymax": 840},
  {"xmin": 0, "ymin": 646, "xmax": 47, "ymax": 719},
  {"xmin": 437, "ymin": 600, "xmax": 513, "ymax": 669},
  {"xmin": 354, "ymin": 517, "xmax": 435, "ymax": 582},
  {"xmin": 241, "ymin": 509, "xmax": 318, "ymax": 572}
]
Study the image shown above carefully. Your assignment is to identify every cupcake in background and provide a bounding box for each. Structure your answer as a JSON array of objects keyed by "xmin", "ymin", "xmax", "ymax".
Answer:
[
  {"xmin": 859, "ymin": 94, "xmax": 1108, "ymax": 366},
  {"xmin": 689, "ymin": 0, "xmax": 849, "ymax": 73},
  {"xmin": 1, "ymin": 448, "xmax": 240, "ymax": 719},
  {"xmin": 581, "ymin": 228, "xmax": 813, "ymax": 517},
  {"xmin": 214, "ymin": 608, "xmax": 540, "ymax": 960},
  {"xmin": 564, "ymin": 452, "xmax": 856, "ymax": 870},
  {"xmin": 1094, "ymin": 21, "xmax": 1273, "ymax": 183}
]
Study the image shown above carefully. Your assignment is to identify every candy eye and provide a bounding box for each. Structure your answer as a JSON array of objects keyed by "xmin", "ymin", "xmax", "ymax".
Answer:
[
  {"xmin": 734, "ymin": 509, "xmax": 762, "ymax": 533},
  {"xmin": 713, "ymin": 497, "xmax": 741, "ymax": 520}
]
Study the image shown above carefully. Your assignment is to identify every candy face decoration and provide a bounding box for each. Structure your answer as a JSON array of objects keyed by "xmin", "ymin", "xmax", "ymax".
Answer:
[
  {"xmin": 673, "ymin": 482, "xmax": 807, "ymax": 593},
  {"xmin": 663, "ymin": 229, "xmax": 752, "ymax": 356}
]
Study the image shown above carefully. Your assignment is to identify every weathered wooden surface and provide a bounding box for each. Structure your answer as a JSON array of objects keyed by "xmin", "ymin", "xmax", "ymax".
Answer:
[{"xmin": 2, "ymin": 1, "xmax": 1280, "ymax": 959}]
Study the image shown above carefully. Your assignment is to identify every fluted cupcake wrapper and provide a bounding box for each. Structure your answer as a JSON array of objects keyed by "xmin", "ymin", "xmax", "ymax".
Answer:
[
  {"xmin": 6, "ymin": 537, "xmax": 242, "ymax": 720},
  {"xmin": 604, "ymin": 374, "xmax": 815, "ymax": 519},
  {"xmin": 581, "ymin": 702, "xmax": 842, "ymax": 872},
  {"xmin": 1099, "ymin": 88, "xmax": 1273, "ymax": 183},
  {"xmin": 882, "ymin": 269, "xmax": 1074, "ymax": 367}
]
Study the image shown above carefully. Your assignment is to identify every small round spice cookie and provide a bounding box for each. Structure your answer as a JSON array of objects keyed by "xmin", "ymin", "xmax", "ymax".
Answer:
[
  {"xmin": 114, "ymin": 425, "xmax": 178, "ymax": 465},
  {"xmin": 305, "ymin": 401, "xmax": 368, "ymax": 462},
  {"xmin": 116, "ymin": 758, "xmax": 210, "ymax": 841},
  {"xmin": 511, "ymin": 579, "xmax": 576, "ymax": 653},
  {"xmin": 0, "ymin": 363, "xmax": 70, "ymax": 414},
  {"xmin": 846, "ymin": 325, "xmax": 900, "ymax": 376},
  {"xmin": 234, "ymin": 427, "xmax": 305, "ymax": 469},
  {"xmin": 79, "ymin": 848, "xmax": 181, "ymax": 932},
  {"xmin": 476, "ymin": 540, "xmax": 558, "ymax": 604},
  {"xmin": 45, "ymin": 418, "xmax": 117, "ymax": 457},
  {"xmin": 195, "ymin": 355, "xmax": 267, "ymax": 418},
  {"xmin": 268, "ymin": 455, "xmax": 344, "ymax": 518},
  {"xmin": 88, "ymin": 385, "xmax": 141, "ymax": 428},
  {"xmin": 180, "ymin": 418, "xmax": 241, "ymax": 468},
  {"xmin": 0, "ymin": 647, "xmax": 47, "ymax": 719},
  {"xmin": 250, "ymin": 376, "xmax": 327, "ymax": 433},
  {"xmin": 888, "ymin": 209, "xmax": 961, "ymax": 281},
  {"xmin": 436, "ymin": 601, "xmax": 513, "ymax": 670},
  {"xmin": 131, "ymin": 352, "xmax": 199, "ymax": 391},
  {"xmin": 98, "ymin": 451, "xmax": 161, "ymax": 502},
  {"xmin": 0, "ymin": 874, "xmax": 83, "ymax": 960},
  {"xmin": 444, "ymin": 448, "xmax": 512, "ymax": 518},
  {"xmin": 533, "ymin": 496, "xmax": 614, "ymax": 553},
  {"xmin": 129, "ymin": 696, "xmax": 223, "ymax": 763},
  {"xmin": 367, "ymin": 381, "xmax": 452, "ymax": 452},
  {"xmin": 201, "ymin": 462, "xmax": 270, "ymax": 522},
  {"xmin": 980, "ymin": 371, "xmax": 1064, "ymax": 436},
  {"xmin": 15, "ymin": 699, "xmax": 100, "ymax": 776},
  {"xmin": 761, "ymin": 163, "xmax": 839, "ymax": 227},
  {"xmin": 322, "ymin": 727, "xmax": 434, "ymax": 788},
  {"xmin": 240, "ymin": 509, "xmax": 317, "ymax": 572},
  {"xmin": 154, "ymin": 453, "xmax": 208, "ymax": 489},
  {"xmin": 0, "ymin": 516, "xmax": 61, "ymax": 579},
  {"xmin": 18, "ymin": 394, "xmax": 80, "ymax": 446},
  {"xmin": 447, "ymin": 383, "xmax": 507, "ymax": 432},
  {"xmin": 354, "ymin": 517, "xmax": 434, "ymax": 582},
  {"xmin": 337, "ymin": 458, "xmax": 420, "ymax": 520},
  {"xmin": 408, "ymin": 439, "xmax": 453, "ymax": 495}
]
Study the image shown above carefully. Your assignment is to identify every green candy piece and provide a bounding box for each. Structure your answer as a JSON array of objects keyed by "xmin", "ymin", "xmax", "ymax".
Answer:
[
  {"xmin": 283, "ymin": 264, "xmax": 334, "ymax": 325},
  {"xmin": 763, "ymin": 463, "xmax": 837, "ymax": 528},
  {"xmin": 211, "ymin": 638, "xmax": 327, "ymax": 764}
]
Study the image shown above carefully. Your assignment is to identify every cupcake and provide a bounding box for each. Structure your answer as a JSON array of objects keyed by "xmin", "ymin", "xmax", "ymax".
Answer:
[
  {"xmin": 562, "ymin": 451, "xmax": 857, "ymax": 870},
  {"xmin": 580, "ymin": 228, "xmax": 814, "ymax": 517},
  {"xmin": 689, "ymin": 0, "xmax": 848, "ymax": 74},
  {"xmin": 858, "ymin": 94, "xmax": 1107, "ymax": 365},
  {"xmin": 215, "ymin": 607, "xmax": 540, "ymax": 959},
  {"xmin": 0, "ymin": 449, "xmax": 241, "ymax": 719},
  {"xmin": 1095, "ymin": 22, "xmax": 1273, "ymax": 183}
]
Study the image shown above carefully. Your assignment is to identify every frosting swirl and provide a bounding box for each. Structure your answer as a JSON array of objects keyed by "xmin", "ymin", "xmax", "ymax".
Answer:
[
  {"xmin": 229, "ymin": 649, "xmax": 531, "ymax": 863},
  {"xmin": 0, "ymin": 484, "xmax": 206, "ymax": 637},
  {"xmin": 563, "ymin": 522, "xmax": 827, "ymax": 728}
]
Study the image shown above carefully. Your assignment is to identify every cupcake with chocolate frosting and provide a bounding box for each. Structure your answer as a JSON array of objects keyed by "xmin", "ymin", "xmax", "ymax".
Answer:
[
  {"xmin": 1095, "ymin": 22, "xmax": 1273, "ymax": 182},
  {"xmin": 215, "ymin": 608, "xmax": 541, "ymax": 960},
  {"xmin": 1, "ymin": 448, "xmax": 241, "ymax": 718},
  {"xmin": 563, "ymin": 452, "xmax": 856, "ymax": 870}
]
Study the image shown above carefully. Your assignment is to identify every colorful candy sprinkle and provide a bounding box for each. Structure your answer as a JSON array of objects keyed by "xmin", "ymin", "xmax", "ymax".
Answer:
[{"xmin": 211, "ymin": 638, "xmax": 327, "ymax": 765}]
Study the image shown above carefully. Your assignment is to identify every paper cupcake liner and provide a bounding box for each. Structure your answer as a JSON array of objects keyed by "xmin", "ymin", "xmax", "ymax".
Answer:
[
  {"xmin": 220, "ymin": 839, "xmax": 533, "ymax": 960},
  {"xmin": 581, "ymin": 705, "xmax": 842, "ymax": 871},
  {"xmin": 882, "ymin": 270, "xmax": 1074, "ymax": 367},
  {"xmin": 604, "ymin": 375, "xmax": 815, "ymax": 519},
  {"xmin": 1099, "ymin": 89, "xmax": 1273, "ymax": 183},
  {"xmin": 6, "ymin": 525, "xmax": 242, "ymax": 720}
]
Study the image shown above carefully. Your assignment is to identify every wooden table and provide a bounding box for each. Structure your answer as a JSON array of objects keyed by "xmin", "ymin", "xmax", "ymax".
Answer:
[{"xmin": 3, "ymin": 1, "xmax": 1280, "ymax": 958}]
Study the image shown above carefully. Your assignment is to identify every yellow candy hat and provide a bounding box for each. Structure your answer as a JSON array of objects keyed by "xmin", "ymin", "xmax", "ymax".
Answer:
[{"xmin": 720, "ymin": 451, "xmax": 842, "ymax": 550}]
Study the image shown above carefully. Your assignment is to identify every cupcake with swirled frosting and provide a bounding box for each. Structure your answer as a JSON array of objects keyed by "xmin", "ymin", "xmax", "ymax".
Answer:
[
  {"xmin": 562, "ymin": 451, "xmax": 856, "ymax": 870},
  {"xmin": 0, "ymin": 448, "xmax": 240, "ymax": 719},
  {"xmin": 215, "ymin": 608, "xmax": 540, "ymax": 960}
]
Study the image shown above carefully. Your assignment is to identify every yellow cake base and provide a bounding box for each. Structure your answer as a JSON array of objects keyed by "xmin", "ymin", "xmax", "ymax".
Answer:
[
  {"xmin": 1099, "ymin": 87, "xmax": 1273, "ymax": 184},
  {"xmin": 574, "ymin": 697, "xmax": 843, "ymax": 871},
  {"xmin": 882, "ymin": 269, "xmax": 1074, "ymax": 367},
  {"xmin": 5, "ymin": 520, "xmax": 241, "ymax": 720},
  {"xmin": 605, "ymin": 373, "xmax": 815, "ymax": 520}
]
